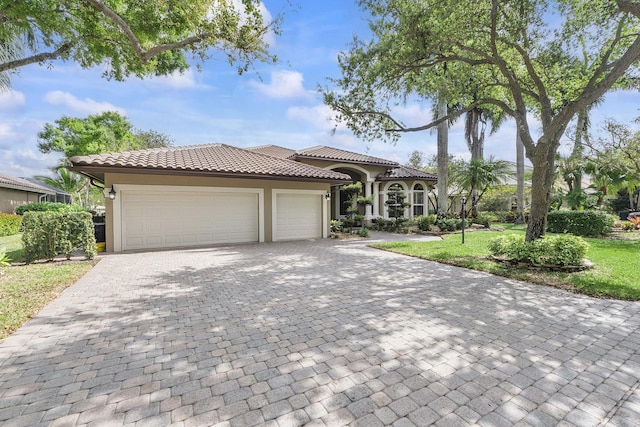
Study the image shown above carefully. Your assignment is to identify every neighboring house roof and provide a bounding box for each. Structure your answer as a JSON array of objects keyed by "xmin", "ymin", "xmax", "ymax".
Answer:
[
  {"xmin": 0, "ymin": 173, "xmax": 55, "ymax": 194},
  {"xmin": 69, "ymin": 143, "xmax": 352, "ymax": 183},
  {"xmin": 377, "ymin": 165, "xmax": 437, "ymax": 181},
  {"xmin": 22, "ymin": 178, "xmax": 71, "ymax": 196},
  {"xmin": 246, "ymin": 144, "xmax": 296, "ymax": 160},
  {"xmin": 291, "ymin": 146, "xmax": 400, "ymax": 167}
]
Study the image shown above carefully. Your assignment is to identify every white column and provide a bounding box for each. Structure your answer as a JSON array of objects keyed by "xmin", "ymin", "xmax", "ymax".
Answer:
[
  {"xmin": 372, "ymin": 182, "xmax": 381, "ymax": 218},
  {"xmin": 365, "ymin": 181, "xmax": 373, "ymax": 219}
]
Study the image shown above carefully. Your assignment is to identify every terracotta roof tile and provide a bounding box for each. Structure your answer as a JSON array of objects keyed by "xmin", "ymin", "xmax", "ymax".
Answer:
[
  {"xmin": 246, "ymin": 144, "xmax": 296, "ymax": 159},
  {"xmin": 293, "ymin": 146, "xmax": 399, "ymax": 166},
  {"xmin": 69, "ymin": 144, "xmax": 352, "ymax": 182},
  {"xmin": 377, "ymin": 166, "xmax": 437, "ymax": 181},
  {"xmin": 0, "ymin": 173, "xmax": 56, "ymax": 194}
]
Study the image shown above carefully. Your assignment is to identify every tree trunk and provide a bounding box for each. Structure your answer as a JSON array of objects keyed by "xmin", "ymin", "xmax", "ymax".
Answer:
[
  {"xmin": 466, "ymin": 108, "xmax": 484, "ymax": 218},
  {"xmin": 526, "ymin": 145, "xmax": 557, "ymax": 242},
  {"xmin": 572, "ymin": 108, "xmax": 587, "ymax": 191},
  {"xmin": 515, "ymin": 128, "xmax": 525, "ymax": 224},
  {"xmin": 436, "ymin": 99, "xmax": 449, "ymax": 218}
]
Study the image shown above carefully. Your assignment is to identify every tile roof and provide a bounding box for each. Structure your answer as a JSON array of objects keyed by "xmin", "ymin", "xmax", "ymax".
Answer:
[
  {"xmin": 246, "ymin": 145, "xmax": 296, "ymax": 159},
  {"xmin": 377, "ymin": 166, "xmax": 438, "ymax": 181},
  {"xmin": 292, "ymin": 146, "xmax": 399, "ymax": 166},
  {"xmin": 69, "ymin": 144, "xmax": 352, "ymax": 182},
  {"xmin": 0, "ymin": 173, "xmax": 56, "ymax": 194}
]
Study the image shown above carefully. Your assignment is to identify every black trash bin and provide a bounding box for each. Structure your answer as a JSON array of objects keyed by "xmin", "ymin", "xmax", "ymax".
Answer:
[{"xmin": 94, "ymin": 222, "xmax": 106, "ymax": 243}]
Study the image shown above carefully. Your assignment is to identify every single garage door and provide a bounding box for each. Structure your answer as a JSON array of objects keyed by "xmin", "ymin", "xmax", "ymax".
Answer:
[
  {"xmin": 276, "ymin": 193, "xmax": 322, "ymax": 241},
  {"xmin": 121, "ymin": 190, "xmax": 259, "ymax": 250}
]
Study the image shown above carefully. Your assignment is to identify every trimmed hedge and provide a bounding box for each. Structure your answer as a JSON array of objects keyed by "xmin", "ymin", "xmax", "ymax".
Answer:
[
  {"xmin": 488, "ymin": 234, "xmax": 588, "ymax": 267},
  {"xmin": 15, "ymin": 202, "xmax": 86, "ymax": 215},
  {"xmin": 22, "ymin": 211, "xmax": 97, "ymax": 263},
  {"xmin": 546, "ymin": 210, "xmax": 615, "ymax": 236},
  {"xmin": 0, "ymin": 213, "xmax": 22, "ymax": 236}
]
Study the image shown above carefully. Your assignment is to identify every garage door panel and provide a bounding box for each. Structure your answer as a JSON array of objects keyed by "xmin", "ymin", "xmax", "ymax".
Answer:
[
  {"xmin": 121, "ymin": 189, "xmax": 259, "ymax": 250},
  {"xmin": 276, "ymin": 193, "xmax": 322, "ymax": 241}
]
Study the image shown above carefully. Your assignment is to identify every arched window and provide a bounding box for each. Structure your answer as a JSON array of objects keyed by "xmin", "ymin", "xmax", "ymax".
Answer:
[
  {"xmin": 413, "ymin": 183, "xmax": 425, "ymax": 216},
  {"xmin": 386, "ymin": 183, "xmax": 407, "ymax": 218}
]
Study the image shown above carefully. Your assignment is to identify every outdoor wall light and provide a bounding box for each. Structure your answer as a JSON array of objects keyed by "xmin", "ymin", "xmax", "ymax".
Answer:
[
  {"xmin": 325, "ymin": 192, "xmax": 331, "ymax": 200},
  {"xmin": 108, "ymin": 187, "xmax": 116, "ymax": 200}
]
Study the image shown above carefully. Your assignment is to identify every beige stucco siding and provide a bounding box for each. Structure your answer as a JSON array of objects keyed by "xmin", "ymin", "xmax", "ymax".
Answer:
[
  {"xmin": 104, "ymin": 173, "xmax": 330, "ymax": 251},
  {"xmin": 0, "ymin": 188, "xmax": 43, "ymax": 214}
]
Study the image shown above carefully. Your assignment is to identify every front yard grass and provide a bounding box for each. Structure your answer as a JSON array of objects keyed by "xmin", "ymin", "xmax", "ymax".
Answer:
[
  {"xmin": 0, "ymin": 234, "xmax": 96, "ymax": 341},
  {"xmin": 371, "ymin": 225, "xmax": 640, "ymax": 300}
]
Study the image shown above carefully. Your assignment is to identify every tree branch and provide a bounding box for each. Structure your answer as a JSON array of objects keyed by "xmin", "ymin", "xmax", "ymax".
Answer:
[{"xmin": 0, "ymin": 43, "xmax": 72, "ymax": 73}]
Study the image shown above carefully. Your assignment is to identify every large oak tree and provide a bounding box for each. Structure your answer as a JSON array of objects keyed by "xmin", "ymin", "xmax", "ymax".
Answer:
[
  {"xmin": 0, "ymin": 0, "xmax": 278, "ymax": 90},
  {"xmin": 323, "ymin": 0, "xmax": 640, "ymax": 241}
]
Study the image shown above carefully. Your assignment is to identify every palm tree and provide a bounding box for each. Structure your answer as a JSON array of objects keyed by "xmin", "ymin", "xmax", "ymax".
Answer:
[
  {"xmin": 36, "ymin": 168, "xmax": 88, "ymax": 206},
  {"xmin": 452, "ymin": 156, "xmax": 514, "ymax": 217}
]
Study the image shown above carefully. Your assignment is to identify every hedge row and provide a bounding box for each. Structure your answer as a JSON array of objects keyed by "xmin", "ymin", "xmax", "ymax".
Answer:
[
  {"xmin": 0, "ymin": 213, "xmax": 22, "ymax": 237},
  {"xmin": 546, "ymin": 210, "xmax": 615, "ymax": 237},
  {"xmin": 15, "ymin": 202, "xmax": 86, "ymax": 215},
  {"xmin": 22, "ymin": 211, "xmax": 96, "ymax": 263}
]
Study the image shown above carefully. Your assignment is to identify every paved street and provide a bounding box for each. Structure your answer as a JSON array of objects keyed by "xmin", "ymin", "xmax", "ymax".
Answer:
[{"xmin": 1, "ymin": 236, "xmax": 639, "ymax": 426}]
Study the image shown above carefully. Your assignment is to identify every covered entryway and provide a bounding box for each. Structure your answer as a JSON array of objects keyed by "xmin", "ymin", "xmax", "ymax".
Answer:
[
  {"xmin": 273, "ymin": 190, "xmax": 326, "ymax": 241},
  {"xmin": 117, "ymin": 186, "xmax": 263, "ymax": 251}
]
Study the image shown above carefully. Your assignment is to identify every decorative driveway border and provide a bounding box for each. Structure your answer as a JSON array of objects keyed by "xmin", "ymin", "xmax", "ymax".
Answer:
[{"xmin": 1, "ymin": 237, "xmax": 639, "ymax": 426}]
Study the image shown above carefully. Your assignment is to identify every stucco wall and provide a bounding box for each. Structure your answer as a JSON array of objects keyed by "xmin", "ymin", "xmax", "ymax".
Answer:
[
  {"xmin": 103, "ymin": 173, "xmax": 331, "ymax": 251},
  {"xmin": 0, "ymin": 188, "xmax": 42, "ymax": 214}
]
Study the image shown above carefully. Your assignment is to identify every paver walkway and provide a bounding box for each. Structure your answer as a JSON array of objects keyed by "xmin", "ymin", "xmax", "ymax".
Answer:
[{"xmin": 1, "ymin": 236, "xmax": 639, "ymax": 426}]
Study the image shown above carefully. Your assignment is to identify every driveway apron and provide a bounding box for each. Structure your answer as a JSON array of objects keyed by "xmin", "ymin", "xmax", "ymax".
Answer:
[{"xmin": 1, "ymin": 237, "xmax": 639, "ymax": 426}]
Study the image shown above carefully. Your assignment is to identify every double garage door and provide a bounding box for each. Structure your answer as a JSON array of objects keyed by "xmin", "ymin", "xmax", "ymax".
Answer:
[{"xmin": 119, "ymin": 188, "xmax": 323, "ymax": 251}]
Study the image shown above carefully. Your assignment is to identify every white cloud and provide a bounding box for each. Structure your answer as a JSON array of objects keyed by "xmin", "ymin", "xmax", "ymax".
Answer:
[
  {"xmin": 43, "ymin": 91, "xmax": 125, "ymax": 115},
  {"xmin": 0, "ymin": 90, "xmax": 26, "ymax": 111},
  {"xmin": 249, "ymin": 70, "xmax": 312, "ymax": 99},
  {"xmin": 148, "ymin": 69, "xmax": 203, "ymax": 89},
  {"xmin": 286, "ymin": 104, "xmax": 347, "ymax": 131}
]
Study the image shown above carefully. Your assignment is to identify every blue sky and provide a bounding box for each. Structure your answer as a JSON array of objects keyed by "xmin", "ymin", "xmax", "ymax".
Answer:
[{"xmin": 2, "ymin": 0, "xmax": 640, "ymax": 179}]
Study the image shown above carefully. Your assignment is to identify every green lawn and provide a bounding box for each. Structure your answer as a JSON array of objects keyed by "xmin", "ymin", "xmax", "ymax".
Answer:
[
  {"xmin": 0, "ymin": 234, "xmax": 96, "ymax": 341},
  {"xmin": 371, "ymin": 225, "xmax": 640, "ymax": 300}
]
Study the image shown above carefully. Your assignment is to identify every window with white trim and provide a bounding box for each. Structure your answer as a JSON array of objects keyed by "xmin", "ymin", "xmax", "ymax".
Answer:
[{"xmin": 413, "ymin": 183, "xmax": 425, "ymax": 216}]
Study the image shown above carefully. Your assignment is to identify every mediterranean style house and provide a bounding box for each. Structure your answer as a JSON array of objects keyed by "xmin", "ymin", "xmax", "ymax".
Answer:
[{"xmin": 70, "ymin": 143, "xmax": 437, "ymax": 252}]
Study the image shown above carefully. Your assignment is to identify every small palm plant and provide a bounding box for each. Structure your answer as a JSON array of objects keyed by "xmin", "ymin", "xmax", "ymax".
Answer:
[{"xmin": 0, "ymin": 243, "xmax": 11, "ymax": 268}]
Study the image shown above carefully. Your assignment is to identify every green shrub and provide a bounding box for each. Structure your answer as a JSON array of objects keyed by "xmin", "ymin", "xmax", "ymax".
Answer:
[
  {"xmin": 16, "ymin": 202, "xmax": 86, "ymax": 215},
  {"xmin": 371, "ymin": 217, "xmax": 409, "ymax": 232},
  {"xmin": 416, "ymin": 214, "xmax": 437, "ymax": 231},
  {"xmin": 357, "ymin": 227, "xmax": 370, "ymax": 238},
  {"xmin": 330, "ymin": 220, "xmax": 342, "ymax": 232},
  {"xmin": 436, "ymin": 218, "xmax": 472, "ymax": 232},
  {"xmin": 0, "ymin": 213, "xmax": 22, "ymax": 236},
  {"xmin": 546, "ymin": 210, "xmax": 615, "ymax": 236},
  {"xmin": 22, "ymin": 211, "xmax": 97, "ymax": 263},
  {"xmin": 489, "ymin": 234, "xmax": 588, "ymax": 266}
]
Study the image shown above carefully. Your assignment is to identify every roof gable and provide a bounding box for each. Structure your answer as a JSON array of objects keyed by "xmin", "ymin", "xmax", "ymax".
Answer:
[
  {"xmin": 377, "ymin": 165, "xmax": 437, "ymax": 181},
  {"xmin": 292, "ymin": 146, "xmax": 399, "ymax": 167}
]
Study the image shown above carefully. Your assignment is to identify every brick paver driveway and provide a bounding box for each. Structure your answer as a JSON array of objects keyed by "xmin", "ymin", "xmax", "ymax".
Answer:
[{"xmin": 1, "ymin": 236, "xmax": 639, "ymax": 426}]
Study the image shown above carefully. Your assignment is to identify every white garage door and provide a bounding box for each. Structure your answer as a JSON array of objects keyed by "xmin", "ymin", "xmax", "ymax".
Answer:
[
  {"xmin": 276, "ymin": 193, "xmax": 322, "ymax": 241},
  {"xmin": 121, "ymin": 190, "xmax": 259, "ymax": 250}
]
